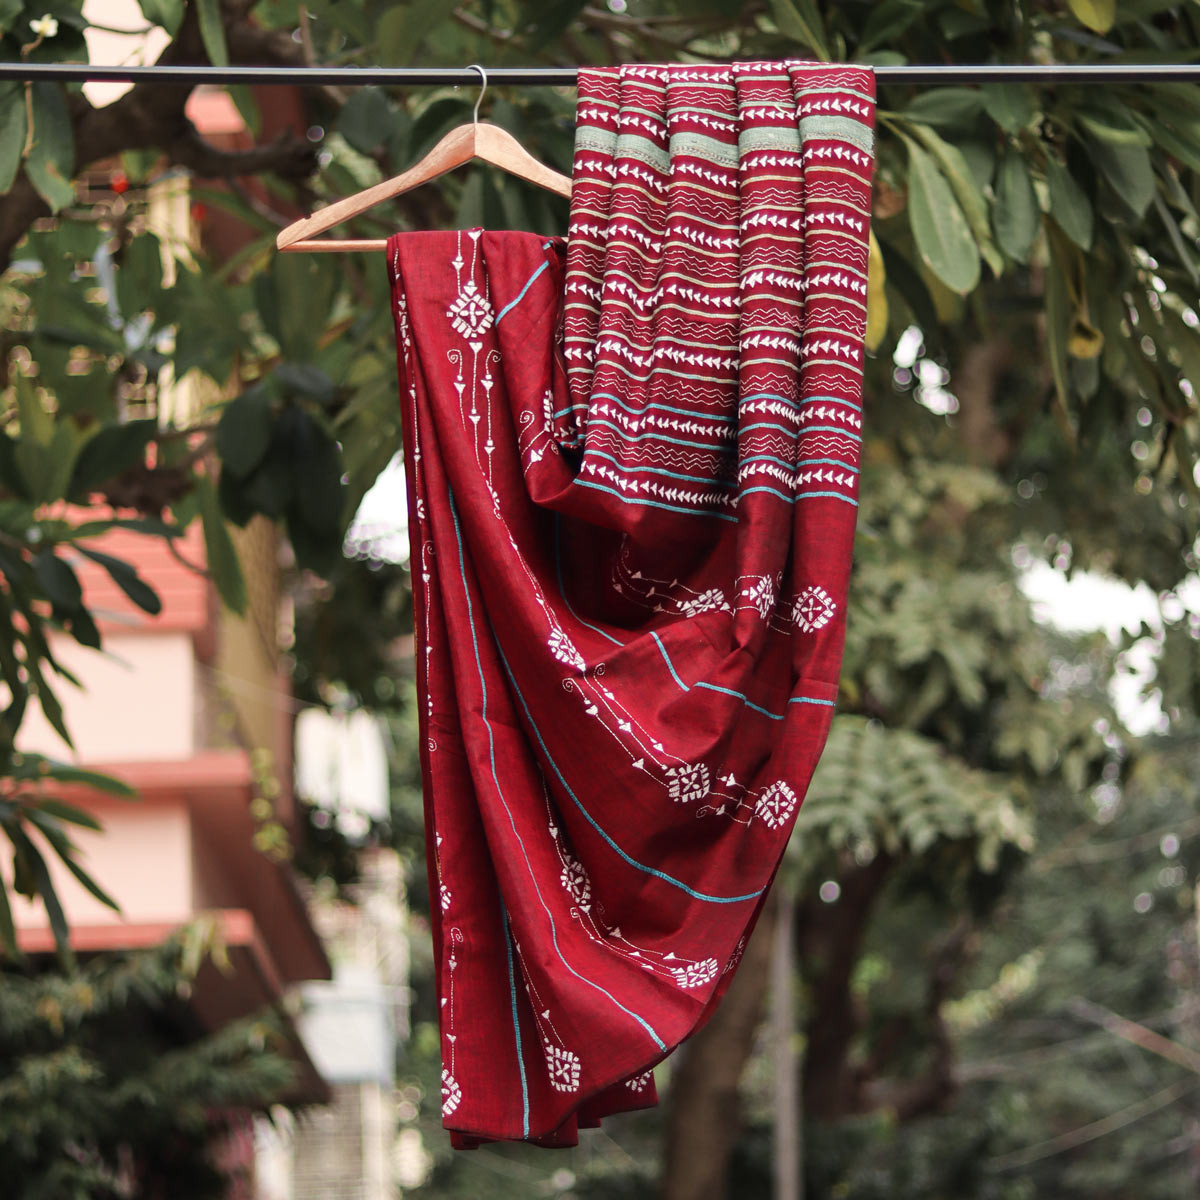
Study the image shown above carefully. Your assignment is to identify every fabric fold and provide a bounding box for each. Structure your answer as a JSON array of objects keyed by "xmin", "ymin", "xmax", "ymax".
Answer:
[{"xmin": 388, "ymin": 59, "xmax": 876, "ymax": 1145}]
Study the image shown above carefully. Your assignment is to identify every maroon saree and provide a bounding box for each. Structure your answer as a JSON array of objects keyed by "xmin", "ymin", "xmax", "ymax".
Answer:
[{"xmin": 388, "ymin": 61, "xmax": 876, "ymax": 1145}]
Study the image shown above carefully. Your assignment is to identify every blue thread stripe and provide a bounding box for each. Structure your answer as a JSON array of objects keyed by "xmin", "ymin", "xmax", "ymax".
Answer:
[
  {"xmin": 740, "ymin": 486, "xmax": 859, "ymax": 507},
  {"xmin": 552, "ymin": 403, "xmax": 589, "ymax": 418},
  {"xmin": 795, "ymin": 457, "xmax": 860, "ymax": 473},
  {"xmin": 555, "ymin": 517, "xmax": 624, "ymax": 647},
  {"xmin": 584, "ymin": 418, "xmax": 735, "ymax": 453},
  {"xmin": 583, "ymin": 450, "xmax": 735, "ymax": 489},
  {"xmin": 448, "ymin": 494, "xmax": 667, "ymax": 1050},
  {"xmin": 799, "ymin": 424, "xmax": 863, "ymax": 442},
  {"xmin": 497, "ymin": 643, "xmax": 762, "ymax": 906},
  {"xmin": 592, "ymin": 391, "xmax": 735, "ymax": 424},
  {"xmin": 501, "ymin": 904, "xmax": 530, "ymax": 1138},
  {"xmin": 654, "ymin": 633, "xmax": 835, "ymax": 719},
  {"xmin": 802, "ymin": 394, "xmax": 862, "ymax": 412},
  {"xmin": 652, "ymin": 631, "xmax": 690, "ymax": 692},
  {"xmin": 694, "ymin": 681, "xmax": 786, "ymax": 720},
  {"xmin": 495, "ymin": 259, "xmax": 550, "ymax": 324},
  {"xmin": 740, "ymin": 420, "xmax": 800, "ymax": 436},
  {"xmin": 573, "ymin": 479, "xmax": 740, "ymax": 521}
]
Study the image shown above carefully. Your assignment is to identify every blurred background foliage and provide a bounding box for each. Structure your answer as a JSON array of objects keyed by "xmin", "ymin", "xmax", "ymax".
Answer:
[{"xmin": 1, "ymin": 0, "xmax": 1200, "ymax": 1195}]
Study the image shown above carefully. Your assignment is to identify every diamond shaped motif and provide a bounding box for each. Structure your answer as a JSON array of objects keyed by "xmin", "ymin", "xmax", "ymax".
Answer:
[
  {"xmin": 441, "ymin": 1068, "xmax": 461, "ymax": 1116},
  {"xmin": 755, "ymin": 781, "xmax": 798, "ymax": 830},
  {"xmin": 666, "ymin": 763, "xmax": 710, "ymax": 804},
  {"xmin": 544, "ymin": 1042, "xmax": 581, "ymax": 1092},
  {"xmin": 447, "ymin": 280, "xmax": 494, "ymax": 339},
  {"xmin": 792, "ymin": 584, "xmax": 836, "ymax": 633}
]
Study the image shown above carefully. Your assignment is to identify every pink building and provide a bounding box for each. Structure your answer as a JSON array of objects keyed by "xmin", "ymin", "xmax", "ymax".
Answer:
[{"xmin": 14, "ymin": 516, "xmax": 331, "ymax": 1104}]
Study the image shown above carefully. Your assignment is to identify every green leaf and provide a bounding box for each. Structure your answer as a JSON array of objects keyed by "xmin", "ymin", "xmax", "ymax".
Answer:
[
  {"xmin": 377, "ymin": 4, "xmax": 449, "ymax": 67},
  {"xmin": 26, "ymin": 812, "xmax": 121, "ymax": 913},
  {"xmin": 138, "ymin": 0, "xmax": 185, "ymax": 33},
  {"xmin": 114, "ymin": 233, "xmax": 164, "ymax": 319},
  {"xmin": 15, "ymin": 372, "xmax": 53, "ymax": 447},
  {"xmin": 1068, "ymin": 0, "xmax": 1117, "ymax": 33},
  {"xmin": 993, "ymin": 149, "xmax": 1039, "ymax": 264},
  {"xmin": 904, "ymin": 122, "xmax": 1002, "ymax": 276},
  {"xmin": 288, "ymin": 409, "xmax": 345, "ymax": 540},
  {"xmin": 195, "ymin": 0, "xmax": 229, "ymax": 67},
  {"xmin": 1044, "ymin": 231, "xmax": 1075, "ymax": 430},
  {"xmin": 905, "ymin": 139, "xmax": 980, "ymax": 295},
  {"xmin": 0, "ymin": 82, "xmax": 26, "ymax": 194},
  {"xmin": 336, "ymin": 87, "xmax": 394, "ymax": 155},
  {"xmin": 32, "ymin": 551, "xmax": 83, "ymax": 612},
  {"xmin": 68, "ymin": 419, "xmax": 157, "ymax": 501},
  {"xmin": 25, "ymin": 83, "xmax": 75, "ymax": 214},
  {"xmin": 76, "ymin": 547, "xmax": 162, "ymax": 615},
  {"xmin": 30, "ymin": 799, "xmax": 102, "ymax": 830},
  {"xmin": 216, "ymin": 388, "xmax": 273, "ymax": 479},
  {"xmin": 1077, "ymin": 106, "xmax": 1153, "ymax": 147},
  {"xmin": 0, "ymin": 861, "xmax": 19, "ymax": 959},
  {"xmin": 275, "ymin": 363, "xmax": 337, "ymax": 407},
  {"xmin": 858, "ymin": 0, "xmax": 924, "ymax": 53},
  {"xmin": 30, "ymin": 762, "xmax": 136, "ymax": 799},
  {"xmin": 1088, "ymin": 138, "xmax": 1155, "ymax": 219},
  {"xmin": 981, "ymin": 83, "xmax": 1037, "ymax": 134},
  {"xmin": 7, "ymin": 824, "xmax": 72, "ymax": 965},
  {"xmin": 267, "ymin": 254, "xmax": 337, "ymax": 363},
  {"xmin": 901, "ymin": 88, "xmax": 984, "ymax": 130},
  {"xmin": 769, "ymin": 0, "xmax": 830, "ymax": 59},
  {"xmin": 198, "ymin": 476, "xmax": 246, "ymax": 614},
  {"xmin": 1044, "ymin": 157, "xmax": 1094, "ymax": 250}
]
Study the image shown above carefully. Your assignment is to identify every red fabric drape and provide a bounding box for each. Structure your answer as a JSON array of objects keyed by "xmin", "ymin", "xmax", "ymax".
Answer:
[{"xmin": 388, "ymin": 61, "xmax": 876, "ymax": 1146}]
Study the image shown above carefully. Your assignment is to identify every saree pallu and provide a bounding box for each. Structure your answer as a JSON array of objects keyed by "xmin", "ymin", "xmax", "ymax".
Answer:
[{"xmin": 388, "ymin": 61, "xmax": 876, "ymax": 1146}]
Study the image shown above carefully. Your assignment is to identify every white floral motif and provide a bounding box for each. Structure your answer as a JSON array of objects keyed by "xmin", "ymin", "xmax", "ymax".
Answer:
[
  {"xmin": 756, "ymin": 781, "xmax": 799, "ymax": 830},
  {"xmin": 447, "ymin": 280, "xmax": 494, "ymax": 339},
  {"xmin": 548, "ymin": 628, "xmax": 585, "ymax": 670},
  {"xmin": 742, "ymin": 575, "xmax": 777, "ymax": 619},
  {"xmin": 626, "ymin": 1071, "xmax": 653, "ymax": 1093},
  {"xmin": 672, "ymin": 958, "xmax": 719, "ymax": 989},
  {"xmin": 666, "ymin": 763, "xmax": 710, "ymax": 804},
  {"xmin": 679, "ymin": 588, "xmax": 725, "ymax": 617},
  {"xmin": 544, "ymin": 1042, "xmax": 582, "ymax": 1092},
  {"xmin": 439, "ymin": 884, "xmax": 453, "ymax": 912},
  {"xmin": 560, "ymin": 857, "xmax": 592, "ymax": 905},
  {"xmin": 792, "ymin": 584, "xmax": 837, "ymax": 633},
  {"xmin": 441, "ymin": 1068, "xmax": 462, "ymax": 1116}
]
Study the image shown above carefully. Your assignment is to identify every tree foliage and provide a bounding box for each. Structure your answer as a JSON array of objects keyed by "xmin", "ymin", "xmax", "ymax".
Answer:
[
  {"xmin": 2, "ymin": 0, "xmax": 1200, "ymax": 1195},
  {"xmin": 0, "ymin": 924, "xmax": 297, "ymax": 1199}
]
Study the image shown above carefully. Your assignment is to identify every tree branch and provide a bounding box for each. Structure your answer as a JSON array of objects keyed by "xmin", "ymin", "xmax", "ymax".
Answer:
[{"xmin": 0, "ymin": 9, "xmax": 319, "ymax": 272}]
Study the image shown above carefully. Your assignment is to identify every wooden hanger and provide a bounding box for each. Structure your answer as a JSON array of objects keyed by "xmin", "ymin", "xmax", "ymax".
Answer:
[{"xmin": 276, "ymin": 65, "xmax": 572, "ymax": 253}]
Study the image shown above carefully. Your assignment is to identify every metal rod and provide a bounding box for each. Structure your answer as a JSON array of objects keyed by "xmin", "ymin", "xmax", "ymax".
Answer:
[{"xmin": 1, "ymin": 61, "xmax": 1199, "ymax": 86}]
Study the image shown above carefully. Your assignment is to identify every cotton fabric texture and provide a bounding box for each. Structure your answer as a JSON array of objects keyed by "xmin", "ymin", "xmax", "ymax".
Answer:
[{"xmin": 387, "ymin": 60, "xmax": 876, "ymax": 1146}]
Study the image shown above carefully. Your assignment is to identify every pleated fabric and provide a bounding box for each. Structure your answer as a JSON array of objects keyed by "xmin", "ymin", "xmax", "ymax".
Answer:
[{"xmin": 387, "ymin": 60, "xmax": 875, "ymax": 1146}]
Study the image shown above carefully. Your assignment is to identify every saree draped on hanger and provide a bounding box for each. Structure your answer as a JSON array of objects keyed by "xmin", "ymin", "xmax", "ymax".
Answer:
[{"xmin": 387, "ymin": 61, "xmax": 876, "ymax": 1146}]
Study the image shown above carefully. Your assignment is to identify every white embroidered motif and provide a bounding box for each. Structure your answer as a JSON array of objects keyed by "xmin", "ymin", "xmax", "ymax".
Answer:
[
  {"xmin": 439, "ymin": 883, "xmax": 453, "ymax": 912},
  {"xmin": 672, "ymin": 957, "xmax": 719, "ymax": 988},
  {"xmin": 548, "ymin": 627, "xmax": 585, "ymax": 670},
  {"xmin": 667, "ymin": 763, "xmax": 711, "ymax": 804},
  {"xmin": 679, "ymin": 588, "xmax": 726, "ymax": 617},
  {"xmin": 441, "ymin": 1068, "xmax": 462, "ymax": 1116},
  {"xmin": 544, "ymin": 1042, "xmax": 582, "ymax": 1092},
  {"xmin": 626, "ymin": 1071, "xmax": 653, "ymax": 1092},
  {"xmin": 792, "ymin": 584, "xmax": 837, "ymax": 632},
  {"xmin": 742, "ymin": 575, "xmax": 777, "ymax": 618},
  {"xmin": 447, "ymin": 279, "xmax": 494, "ymax": 339},
  {"xmin": 756, "ymin": 781, "xmax": 799, "ymax": 829},
  {"xmin": 560, "ymin": 856, "xmax": 592, "ymax": 906}
]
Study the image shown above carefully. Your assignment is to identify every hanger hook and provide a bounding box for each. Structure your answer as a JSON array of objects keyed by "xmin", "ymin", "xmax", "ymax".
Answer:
[{"xmin": 467, "ymin": 63, "xmax": 487, "ymax": 126}]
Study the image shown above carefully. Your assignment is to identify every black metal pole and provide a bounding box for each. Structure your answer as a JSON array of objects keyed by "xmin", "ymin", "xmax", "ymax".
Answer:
[{"xmin": 0, "ymin": 61, "xmax": 1199, "ymax": 86}]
